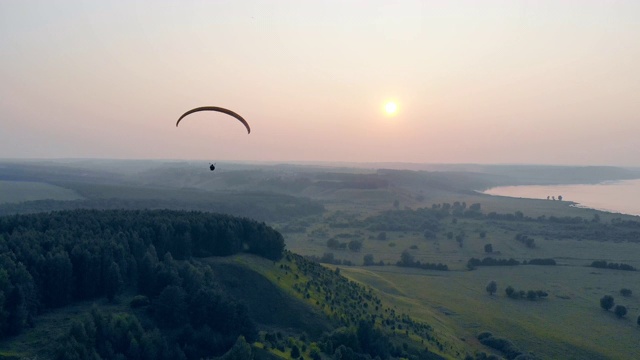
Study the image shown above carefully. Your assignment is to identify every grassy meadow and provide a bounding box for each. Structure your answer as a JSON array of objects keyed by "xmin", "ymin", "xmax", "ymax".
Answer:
[
  {"xmin": 281, "ymin": 189, "xmax": 640, "ymax": 359},
  {"xmin": 340, "ymin": 264, "xmax": 640, "ymax": 360}
]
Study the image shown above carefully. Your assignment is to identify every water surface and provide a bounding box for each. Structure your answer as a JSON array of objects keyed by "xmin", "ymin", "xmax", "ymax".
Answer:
[{"xmin": 484, "ymin": 179, "xmax": 640, "ymax": 216}]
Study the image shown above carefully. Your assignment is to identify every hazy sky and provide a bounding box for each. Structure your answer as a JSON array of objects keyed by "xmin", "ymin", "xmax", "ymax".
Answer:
[{"xmin": 2, "ymin": 1, "xmax": 639, "ymax": 165}]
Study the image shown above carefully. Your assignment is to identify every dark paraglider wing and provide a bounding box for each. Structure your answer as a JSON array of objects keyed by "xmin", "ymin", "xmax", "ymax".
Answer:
[{"xmin": 175, "ymin": 106, "xmax": 251, "ymax": 134}]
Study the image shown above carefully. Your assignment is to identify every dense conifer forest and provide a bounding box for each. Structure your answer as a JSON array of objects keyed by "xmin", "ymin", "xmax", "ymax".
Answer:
[{"xmin": 0, "ymin": 209, "xmax": 285, "ymax": 357}]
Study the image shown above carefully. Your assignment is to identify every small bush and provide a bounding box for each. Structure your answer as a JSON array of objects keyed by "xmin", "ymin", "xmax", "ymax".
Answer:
[
  {"xmin": 505, "ymin": 286, "xmax": 516, "ymax": 298},
  {"xmin": 620, "ymin": 288, "xmax": 632, "ymax": 297}
]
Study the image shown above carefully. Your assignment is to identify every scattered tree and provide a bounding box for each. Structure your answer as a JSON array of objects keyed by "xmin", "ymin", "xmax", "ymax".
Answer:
[
  {"xmin": 620, "ymin": 288, "xmax": 632, "ymax": 297},
  {"xmin": 600, "ymin": 295, "xmax": 615, "ymax": 311},
  {"xmin": 327, "ymin": 238, "xmax": 341, "ymax": 249},
  {"xmin": 486, "ymin": 281, "xmax": 497, "ymax": 296},
  {"xmin": 399, "ymin": 250, "xmax": 414, "ymax": 266},
  {"xmin": 484, "ymin": 243, "xmax": 493, "ymax": 253},
  {"xmin": 505, "ymin": 286, "xmax": 515, "ymax": 298},
  {"xmin": 515, "ymin": 234, "xmax": 536, "ymax": 248},
  {"xmin": 363, "ymin": 254, "xmax": 375, "ymax": 266},
  {"xmin": 423, "ymin": 229, "xmax": 437, "ymax": 239},
  {"xmin": 455, "ymin": 233, "xmax": 465, "ymax": 248},
  {"xmin": 614, "ymin": 305, "xmax": 627, "ymax": 318},
  {"xmin": 590, "ymin": 260, "xmax": 636, "ymax": 271},
  {"xmin": 348, "ymin": 240, "xmax": 362, "ymax": 252},
  {"xmin": 536, "ymin": 290, "xmax": 549, "ymax": 298}
]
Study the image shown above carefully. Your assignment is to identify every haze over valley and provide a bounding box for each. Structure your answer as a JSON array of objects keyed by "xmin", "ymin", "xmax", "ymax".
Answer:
[
  {"xmin": 2, "ymin": 1, "xmax": 640, "ymax": 359},
  {"xmin": 2, "ymin": 160, "xmax": 640, "ymax": 359}
]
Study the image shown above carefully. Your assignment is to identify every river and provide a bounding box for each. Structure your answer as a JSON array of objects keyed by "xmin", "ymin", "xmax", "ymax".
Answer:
[{"xmin": 483, "ymin": 178, "xmax": 640, "ymax": 217}]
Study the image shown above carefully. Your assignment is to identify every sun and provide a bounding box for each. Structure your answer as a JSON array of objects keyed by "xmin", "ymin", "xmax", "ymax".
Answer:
[{"xmin": 384, "ymin": 101, "xmax": 398, "ymax": 116}]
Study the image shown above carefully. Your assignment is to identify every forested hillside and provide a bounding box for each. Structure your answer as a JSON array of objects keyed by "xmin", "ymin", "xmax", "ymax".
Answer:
[
  {"xmin": 0, "ymin": 209, "xmax": 450, "ymax": 360},
  {"xmin": 0, "ymin": 209, "xmax": 283, "ymax": 356}
]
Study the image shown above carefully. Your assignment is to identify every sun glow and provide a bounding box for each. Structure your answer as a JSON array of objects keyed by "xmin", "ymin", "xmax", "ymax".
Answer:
[{"xmin": 384, "ymin": 101, "xmax": 398, "ymax": 116}]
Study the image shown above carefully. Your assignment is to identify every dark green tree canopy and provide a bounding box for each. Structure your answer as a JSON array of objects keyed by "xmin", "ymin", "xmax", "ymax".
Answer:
[{"xmin": 600, "ymin": 295, "xmax": 615, "ymax": 311}]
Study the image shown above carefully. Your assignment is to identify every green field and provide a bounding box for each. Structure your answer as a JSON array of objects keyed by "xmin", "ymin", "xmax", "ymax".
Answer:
[
  {"xmin": 0, "ymin": 180, "xmax": 83, "ymax": 204},
  {"xmin": 340, "ymin": 263, "xmax": 640, "ymax": 359},
  {"xmin": 281, "ymin": 188, "xmax": 640, "ymax": 359}
]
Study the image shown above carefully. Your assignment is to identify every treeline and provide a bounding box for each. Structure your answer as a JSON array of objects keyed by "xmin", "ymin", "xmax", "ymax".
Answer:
[
  {"xmin": 360, "ymin": 202, "xmax": 640, "ymax": 245},
  {"xmin": 468, "ymin": 257, "xmax": 557, "ymax": 269},
  {"xmin": 0, "ymin": 191, "xmax": 325, "ymax": 222},
  {"xmin": 0, "ymin": 209, "xmax": 284, "ymax": 340},
  {"xmin": 329, "ymin": 201, "xmax": 640, "ymax": 246},
  {"xmin": 283, "ymin": 253, "xmax": 446, "ymax": 359},
  {"xmin": 476, "ymin": 332, "xmax": 531, "ymax": 360},
  {"xmin": 363, "ymin": 207, "xmax": 442, "ymax": 232},
  {"xmin": 467, "ymin": 257, "xmax": 520, "ymax": 269},
  {"xmin": 505, "ymin": 286, "xmax": 549, "ymax": 301},
  {"xmin": 397, "ymin": 250, "xmax": 448, "ymax": 271},
  {"xmin": 514, "ymin": 233, "xmax": 536, "ymax": 248},
  {"xmin": 590, "ymin": 260, "xmax": 636, "ymax": 271},
  {"xmin": 431, "ymin": 201, "xmax": 483, "ymax": 218},
  {"xmin": 487, "ymin": 210, "xmax": 640, "ymax": 243},
  {"xmin": 326, "ymin": 237, "xmax": 363, "ymax": 252},
  {"xmin": 361, "ymin": 202, "xmax": 482, "ymax": 233},
  {"xmin": 305, "ymin": 252, "xmax": 356, "ymax": 266},
  {"xmin": 524, "ymin": 258, "xmax": 556, "ymax": 265}
]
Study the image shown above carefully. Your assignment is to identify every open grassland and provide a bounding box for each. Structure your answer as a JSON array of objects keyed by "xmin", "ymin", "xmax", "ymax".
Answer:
[
  {"xmin": 0, "ymin": 180, "xmax": 82, "ymax": 204},
  {"xmin": 283, "ymin": 208, "xmax": 640, "ymax": 271},
  {"xmin": 282, "ymin": 190, "xmax": 640, "ymax": 358},
  {"xmin": 340, "ymin": 264, "xmax": 640, "ymax": 360}
]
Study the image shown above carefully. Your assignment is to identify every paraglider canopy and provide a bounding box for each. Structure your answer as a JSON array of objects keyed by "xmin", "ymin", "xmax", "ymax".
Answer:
[{"xmin": 176, "ymin": 106, "xmax": 251, "ymax": 134}]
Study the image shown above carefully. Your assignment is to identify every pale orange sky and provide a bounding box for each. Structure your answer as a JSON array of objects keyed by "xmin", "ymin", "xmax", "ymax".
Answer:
[{"xmin": 1, "ymin": 1, "xmax": 639, "ymax": 166}]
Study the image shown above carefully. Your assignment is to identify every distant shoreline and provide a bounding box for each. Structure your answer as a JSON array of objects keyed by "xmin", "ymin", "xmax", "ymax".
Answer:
[{"xmin": 484, "ymin": 179, "xmax": 640, "ymax": 217}]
